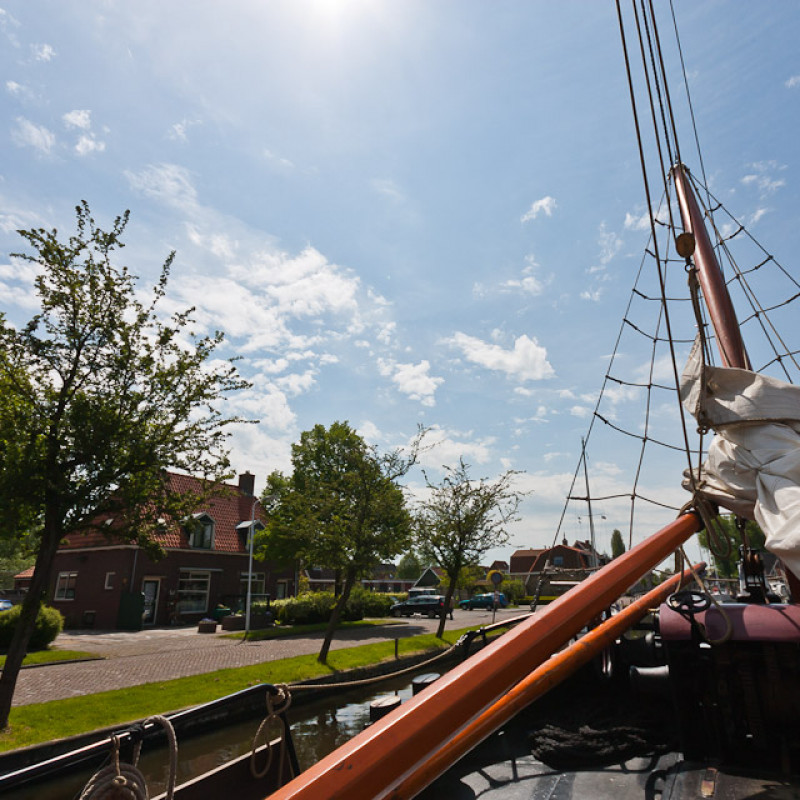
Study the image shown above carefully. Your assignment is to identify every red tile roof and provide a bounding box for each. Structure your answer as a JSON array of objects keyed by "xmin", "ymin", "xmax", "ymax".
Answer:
[{"xmin": 61, "ymin": 472, "xmax": 265, "ymax": 554}]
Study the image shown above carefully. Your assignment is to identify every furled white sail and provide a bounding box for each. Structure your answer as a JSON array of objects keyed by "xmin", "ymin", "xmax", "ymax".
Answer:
[{"xmin": 681, "ymin": 335, "xmax": 800, "ymax": 578}]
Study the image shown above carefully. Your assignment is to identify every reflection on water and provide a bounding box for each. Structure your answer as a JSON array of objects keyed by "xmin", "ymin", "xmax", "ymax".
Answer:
[{"xmin": 3, "ymin": 674, "xmax": 421, "ymax": 800}]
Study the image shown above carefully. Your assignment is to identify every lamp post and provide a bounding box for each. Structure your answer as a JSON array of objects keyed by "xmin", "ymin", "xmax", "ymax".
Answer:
[{"xmin": 244, "ymin": 496, "xmax": 258, "ymax": 641}]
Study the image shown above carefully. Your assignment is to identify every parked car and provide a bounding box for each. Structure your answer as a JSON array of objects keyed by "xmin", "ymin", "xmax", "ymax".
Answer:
[
  {"xmin": 0, "ymin": 598, "xmax": 13, "ymax": 612},
  {"xmin": 459, "ymin": 592, "xmax": 507, "ymax": 610},
  {"xmin": 390, "ymin": 595, "xmax": 447, "ymax": 618}
]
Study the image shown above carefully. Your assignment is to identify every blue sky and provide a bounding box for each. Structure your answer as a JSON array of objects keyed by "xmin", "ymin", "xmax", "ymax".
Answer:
[{"xmin": 2, "ymin": 2, "xmax": 799, "ymax": 567}]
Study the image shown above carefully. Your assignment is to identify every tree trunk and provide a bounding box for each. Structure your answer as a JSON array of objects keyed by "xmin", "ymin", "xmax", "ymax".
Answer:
[
  {"xmin": 0, "ymin": 524, "xmax": 61, "ymax": 729},
  {"xmin": 318, "ymin": 568, "xmax": 356, "ymax": 664},
  {"xmin": 436, "ymin": 580, "xmax": 457, "ymax": 639}
]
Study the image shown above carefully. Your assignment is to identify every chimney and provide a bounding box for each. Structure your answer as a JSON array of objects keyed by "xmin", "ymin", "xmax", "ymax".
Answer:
[{"xmin": 238, "ymin": 472, "xmax": 255, "ymax": 497}]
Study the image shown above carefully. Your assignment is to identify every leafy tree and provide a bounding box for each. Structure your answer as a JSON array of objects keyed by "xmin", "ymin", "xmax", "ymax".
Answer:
[
  {"xmin": 396, "ymin": 550, "xmax": 422, "ymax": 580},
  {"xmin": 0, "ymin": 202, "xmax": 247, "ymax": 728},
  {"xmin": 257, "ymin": 422, "xmax": 422, "ymax": 663},
  {"xmin": 414, "ymin": 460, "xmax": 525, "ymax": 638},
  {"xmin": 698, "ymin": 514, "xmax": 765, "ymax": 578},
  {"xmin": 610, "ymin": 529, "xmax": 626, "ymax": 560}
]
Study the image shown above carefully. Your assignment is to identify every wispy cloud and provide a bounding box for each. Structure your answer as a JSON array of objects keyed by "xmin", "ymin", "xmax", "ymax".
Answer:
[
  {"xmin": 521, "ymin": 196, "xmax": 557, "ymax": 223},
  {"xmin": 168, "ymin": 118, "xmax": 201, "ymax": 142},
  {"xmin": 11, "ymin": 117, "xmax": 55, "ymax": 154},
  {"xmin": 786, "ymin": 75, "xmax": 800, "ymax": 89},
  {"xmin": 741, "ymin": 161, "xmax": 785, "ymax": 197},
  {"xmin": 448, "ymin": 332, "xmax": 555, "ymax": 381},
  {"xmin": 126, "ymin": 163, "xmax": 199, "ymax": 212}
]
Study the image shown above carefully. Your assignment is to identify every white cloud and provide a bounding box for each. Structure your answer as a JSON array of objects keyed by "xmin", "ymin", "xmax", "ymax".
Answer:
[
  {"xmin": 125, "ymin": 163, "xmax": 199, "ymax": 211},
  {"xmin": 11, "ymin": 117, "xmax": 55, "ymax": 154},
  {"xmin": 448, "ymin": 332, "xmax": 555, "ymax": 381},
  {"xmin": 379, "ymin": 358, "xmax": 443, "ymax": 407},
  {"xmin": 169, "ymin": 118, "xmax": 201, "ymax": 142},
  {"xmin": 786, "ymin": 75, "xmax": 800, "ymax": 89},
  {"xmin": 75, "ymin": 135, "xmax": 105, "ymax": 156},
  {"xmin": 31, "ymin": 43, "xmax": 55, "ymax": 62},
  {"xmin": 63, "ymin": 109, "xmax": 92, "ymax": 130},
  {"xmin": 6, "ymin": 80, "xmax": 27, "ymax": 97},
  {"xmin": 263, "ymin": 148, "xmax": 295, "ymax": 171},
  {"xmin": 371, "ymin": 178, "xmax": 404, "ymax": 202},
  {"xmin": 521, "ymin": 196, "xmax": 557, "ymax": 223},
  {"xmin": 741, "ymin": 162, "xmax": 786, "ymax": 197},
  {"xmin": 416, "ymin": 425, "xmax": 495, "ymax": 470}
]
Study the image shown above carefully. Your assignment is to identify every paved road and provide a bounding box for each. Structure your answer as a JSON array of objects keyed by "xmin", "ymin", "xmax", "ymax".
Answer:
[{"xmin": 13, "ymin": 607, "xmax": 527, "ymax": 706}]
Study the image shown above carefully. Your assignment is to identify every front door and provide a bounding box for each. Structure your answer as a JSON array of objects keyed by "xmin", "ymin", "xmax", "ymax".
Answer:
[{"xmin": 142, "ymin": 578, "xmax": 161, "ymax": 626}]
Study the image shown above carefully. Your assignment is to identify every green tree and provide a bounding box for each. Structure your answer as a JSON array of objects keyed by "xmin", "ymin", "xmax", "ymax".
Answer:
[
  {"xmin": 414, "ymin": 460, "xmax": 525, "ymax": 638},
  {"xmin": 698, "ymin": 514, "xmax": 765, "ymax": 578},
  {"xmin": 257, "ymin": 422, "xmax": 421, "ymax": 663},
  {"xmin": 610, "ymin": 529, "xmax": 626, "ymax": 560},
  {"xmin": 0, "ymin": 203, "xmax": 247, "ymax": 728},
  {"xmin": 396, "ymin": 550, "xmax": 422, "ymax": 580}
]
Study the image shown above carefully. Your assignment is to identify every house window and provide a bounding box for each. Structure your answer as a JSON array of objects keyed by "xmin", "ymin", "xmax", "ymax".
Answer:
[
  {"xmin": 55, "ymin": 572, "xmax": 78, "ymax": 600},
  {"xmin": 553, "ymin": 556, "xmax": 564, "ymax": 567},
  {"xmin": 104, "ymin": 572, "xmax": 115, "ymax": 590},
  {"xmin": 176, "ymin": 570, "xmax": 211, "ymax": 614},
  {"xmin": 188, "ymin": 514, "xmax": 214, "ymax": 549},
  {"xmin": 240, "ymin": 572, "xmax": 266, "ymax": 598}
]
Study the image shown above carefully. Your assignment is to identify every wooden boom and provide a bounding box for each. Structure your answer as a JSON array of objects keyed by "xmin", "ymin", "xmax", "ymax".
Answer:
[{"xmin": 267, "ymin": 511, "xmax": 701, "ymax": 800}]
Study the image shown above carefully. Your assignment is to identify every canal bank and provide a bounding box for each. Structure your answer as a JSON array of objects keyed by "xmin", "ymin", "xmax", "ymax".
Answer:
[{"xmin": 12, "ymin": 607, "xmax": 524, "ymax": 706}]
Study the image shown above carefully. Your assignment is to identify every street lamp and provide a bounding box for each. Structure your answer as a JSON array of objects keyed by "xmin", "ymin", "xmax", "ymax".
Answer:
[
  {"xmin": 244, "ymin": 494, "xmax": 274, "ymax": 641},
  {"xmin": 245, "ymin": 496, "xmax": 257, "ymax": 640}
]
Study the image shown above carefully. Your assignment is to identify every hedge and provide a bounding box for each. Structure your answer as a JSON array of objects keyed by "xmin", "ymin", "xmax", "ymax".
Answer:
[
  {"xmin": 254, "ymin": 589, "xmax": 398, "ymax": 626},
  {"xmin": 0, "ymin": 604, "xmax": 64, "ymax": 651}
]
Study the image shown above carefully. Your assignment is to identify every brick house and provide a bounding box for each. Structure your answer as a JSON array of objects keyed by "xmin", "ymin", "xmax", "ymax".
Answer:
[{"xmin": 47, "ymin": 472, "xmax": 295, "ymax": 630}]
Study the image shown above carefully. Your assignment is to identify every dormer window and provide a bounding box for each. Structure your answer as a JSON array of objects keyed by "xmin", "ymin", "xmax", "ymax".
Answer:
[
  {"xmin": 236, "ymin": 519, "xmax": 265, "ymax": 548},
  {"xmin": 188, "ymin": 513, "xmax": 215, "ymax": 549}
]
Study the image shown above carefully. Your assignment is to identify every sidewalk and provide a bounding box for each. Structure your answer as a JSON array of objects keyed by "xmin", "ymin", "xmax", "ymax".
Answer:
[
  {"xmin": 12, "ymin": 606, "xmax": 522, "ymax": 707},
  {"xmin": 12, "ymin": 620, "xmax": 425, "ymax": 707}
]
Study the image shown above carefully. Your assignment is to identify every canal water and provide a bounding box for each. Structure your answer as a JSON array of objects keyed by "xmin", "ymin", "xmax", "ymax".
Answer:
[{"xmin": 3, "ymin": 672, "xmax": 426, "ymax": 800}]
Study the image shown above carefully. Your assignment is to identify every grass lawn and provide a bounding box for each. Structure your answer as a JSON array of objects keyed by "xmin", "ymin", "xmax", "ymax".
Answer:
[
  {"xmin": 0, "ymin": 628, "xmax": 472, "ymax": 753},
  {"xmin": 222, "ymin": 618, "xmax": 405, "ymax": 641},
  {"xmin": 0, "ymin": 650, "xmax": 97, "ymax": 669}
]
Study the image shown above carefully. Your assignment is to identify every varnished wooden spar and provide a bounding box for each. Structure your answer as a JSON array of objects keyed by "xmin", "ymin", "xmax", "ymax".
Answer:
[
  {"xmin": 671, "ymin": 163, "xmax": 750, "ymax": 370},
  {"xmin": 391, "ymin": 563, "xmax": 701, "ymax": 799},
  {"xmin": 267, "ymin": 511, "xmax": 701, "ymax": 800}
]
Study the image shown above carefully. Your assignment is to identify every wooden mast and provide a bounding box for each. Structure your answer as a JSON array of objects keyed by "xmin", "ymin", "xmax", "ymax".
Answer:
[{"xmin": 671, "ymin": 163, "xmax": 751, "ymax": 370}]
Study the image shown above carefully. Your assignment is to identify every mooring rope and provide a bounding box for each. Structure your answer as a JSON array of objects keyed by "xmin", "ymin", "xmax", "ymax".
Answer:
[
  {"xmin": 79, "ymin": 715, "xmax": 177, "ymax": 800},
  {"xmin": 250, "ymin": 684, "xmax": 294, "ymax": 784}
]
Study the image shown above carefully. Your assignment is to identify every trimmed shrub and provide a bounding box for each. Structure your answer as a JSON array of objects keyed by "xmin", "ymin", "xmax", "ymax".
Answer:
[
  {"xmin": 267, "ymin": 589, "xmax": 399, "ymax": 626},
  {"xmin": 0, "ymin": 604, "xmax": 64, "ymax": 651}
]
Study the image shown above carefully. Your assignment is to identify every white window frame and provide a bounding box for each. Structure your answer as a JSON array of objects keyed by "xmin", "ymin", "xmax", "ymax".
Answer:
[
  {"xmin": 240, "ymin": 571, "xmax": 266, "ymax": 598},
  {"xmin": 104, "ymin": 571, "xmax": 115, "ymax": 590},
  {"xmin": 176, "ymin": 570, "xmax": 211, "ymax": 615},
  {"xmin": 55, "ymin": 571, "xmax": 78, "ymax": 600}
]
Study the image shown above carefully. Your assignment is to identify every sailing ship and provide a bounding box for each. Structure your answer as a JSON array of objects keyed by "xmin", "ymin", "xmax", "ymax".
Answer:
[
  {"xmin": 254, "ymin": 2, "xmax": 800, "ymax": 797},
  {"xmin": 4, "ymin": 3, "xmax": 800, "ymax": 798}
]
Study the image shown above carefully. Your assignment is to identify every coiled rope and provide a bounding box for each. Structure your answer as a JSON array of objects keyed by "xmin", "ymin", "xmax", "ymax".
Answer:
[
  {"xmin": 79, "ymin": 715, "xmax": 177, "ymax": 800},
  {"xmin": 250, "ymin": 684, "xmax": 294, "ymax": 784}
]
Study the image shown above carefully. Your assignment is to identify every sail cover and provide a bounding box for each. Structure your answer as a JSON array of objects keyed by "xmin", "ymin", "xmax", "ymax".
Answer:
[{"xmin": 681, "ymin": 335, "xmax": 800, "ymax": 578}]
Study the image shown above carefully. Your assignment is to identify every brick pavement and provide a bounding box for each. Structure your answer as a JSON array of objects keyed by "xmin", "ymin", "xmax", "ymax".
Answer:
[{"xmin": 12, "ymin": 608, "xmax": 522, "ymax": 707}]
